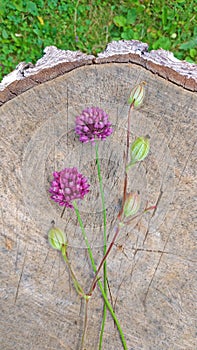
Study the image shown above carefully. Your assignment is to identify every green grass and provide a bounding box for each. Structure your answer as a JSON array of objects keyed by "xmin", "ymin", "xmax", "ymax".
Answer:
[{"xmin": 0, "ymin": 0, "xmax": 196, "ymax": 82}]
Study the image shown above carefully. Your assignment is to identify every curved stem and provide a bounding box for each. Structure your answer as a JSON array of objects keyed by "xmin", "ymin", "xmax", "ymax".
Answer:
[
  {"xmin": 61, "ymin": 244, "xmax": 86, "ymax": 298},
  {"xmin": 73, "ymin": 201, "xmax": 128, "ymax": 350},
  {"xmin": 61, "ymin": 241, "xmax": 90, "ymax": 350}
]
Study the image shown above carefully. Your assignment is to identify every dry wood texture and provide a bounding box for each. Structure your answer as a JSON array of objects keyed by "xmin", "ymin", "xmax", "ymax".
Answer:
[{"xmin": 0, "ymin": 41, "xmax": 197, "ymax": 350}]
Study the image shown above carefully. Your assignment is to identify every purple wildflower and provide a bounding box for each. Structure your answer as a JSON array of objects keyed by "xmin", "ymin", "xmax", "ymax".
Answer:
[
  {"xmin": 75, "ymin": 107, "xmax": 113, "ymax": 143},
  {"xmin": 49, "ymin": 167, "xmax": 90, "ymax": 208}
]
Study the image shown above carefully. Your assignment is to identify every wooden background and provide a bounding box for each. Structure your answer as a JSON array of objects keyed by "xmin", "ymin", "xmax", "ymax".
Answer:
[{"xmin": 0, "ymin": 41, "xmax": 196, "ymax": 350}]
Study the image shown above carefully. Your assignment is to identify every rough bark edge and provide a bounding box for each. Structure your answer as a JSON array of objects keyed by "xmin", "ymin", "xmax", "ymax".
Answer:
[{"xmin": 0, "ymin": 40, "xmax": 196, "ymax": 105}]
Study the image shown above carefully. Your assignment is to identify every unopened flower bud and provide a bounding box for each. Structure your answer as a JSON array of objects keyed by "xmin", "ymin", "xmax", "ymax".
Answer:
[
  {"xmin": 123, "ymin": 191, "xmax": 141, "ymax": 218},
  {"xmin": 127, "ymin": 136, "xmax": 150, "ymax": 170},
  {"xmin": 128, "ymin": 82, "xmax": 146, "ymax": 107},
  {"xmin": 48, "ymin": 225, "xmax": 66, "ymax": 251}
]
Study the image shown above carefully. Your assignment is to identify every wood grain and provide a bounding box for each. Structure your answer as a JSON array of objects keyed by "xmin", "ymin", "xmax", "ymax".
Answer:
[{"xmin": 0, "ymin": 48, "xmax": 196, "ymax": 350}]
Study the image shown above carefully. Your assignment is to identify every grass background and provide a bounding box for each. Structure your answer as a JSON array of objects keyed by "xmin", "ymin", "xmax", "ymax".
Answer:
[{"xmin": 0, "ymin": 0, "xmax": 196, "ymax": 82}]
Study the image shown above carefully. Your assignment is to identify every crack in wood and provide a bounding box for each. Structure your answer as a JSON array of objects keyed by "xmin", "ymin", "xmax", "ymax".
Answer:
[
  {"xmin": 14, "ymin": 245, "xmax": 28, "ymax": 304},
  {"xmin": 176, "ymin": 140, "xmax": 196, "ymax": 185},
  {"xmin": 142, "ymin": 188, "xmax": 164, "ymax": 246},
  {"xmin": 142, "ymin": 208, "xmax": 180, "ymax": 306}
]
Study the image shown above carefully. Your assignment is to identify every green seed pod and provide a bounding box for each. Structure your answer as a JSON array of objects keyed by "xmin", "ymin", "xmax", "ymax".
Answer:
[
  {"xmin": 128, "ymin": 82, "xmax": 146, "ymax": 107},
  {"xmin": 130, "ymin": 136, "xmax": 150, "ymax": 164},
  {"xmin": 123, "ymin": 192, "xmax": 141, "ymax": 218},
  {"xmin": 48, "ymin": 226, "xmax": 66, "ymax": 251}
]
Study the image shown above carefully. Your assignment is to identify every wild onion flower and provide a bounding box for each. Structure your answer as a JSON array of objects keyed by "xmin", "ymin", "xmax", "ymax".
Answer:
[
  {"xmin": 49, "ymin": 167, "xmax": 90, "ymax": 208},
  {"xmin": 75, "ymin": 107, "xmax": 113, "ymax": 143}
]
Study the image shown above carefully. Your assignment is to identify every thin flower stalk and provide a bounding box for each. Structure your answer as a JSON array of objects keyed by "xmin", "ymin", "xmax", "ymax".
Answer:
[
  {"xmin": 90, "ymin": 84, "xmax": 148, "ymax": 296},
  {"xmin": 48, "ymin": 224, "xmax": 87, "ymax": 298},
  {"xmin": 90, "ymin": 223, "xmax": 121, "ymax": 293},
  {"xmin": 80, "ymin": 298, "xmax": 89, "ymax": 350},
  {"xmin": 61, "ymin": 244, "xmax": 90, "ymax": 350},
  {"xmin": 73, "ymin": 201, "xmax": 128, "ymax": 350},
  {"xmin": 122, "ymin": 82, "xmax": 146, "ymax": 212},
  {"xmin": 48, "ymin": 226, "xmax": 90, "ymax": 350},
  {"xmin": 61, "ymin": 244, "xmax": 87, "ymax": 299},
  {"xmin": 75, "ymin": 107, "xmax": 113, "ymax": 349},
  {"xmin": 49, "ymin": 169, "xmax": 128, "ymax": 348},
  {"xmin": 90, "ymin": 203, "xmax": 156, "ymax": 292},
  {"xmin": 95, "ymin": 141, "xmax": 108, "ymax": 350},
  {"xmin": 123, "ymin": 103, "xmax": 134, "ymax": 208}
]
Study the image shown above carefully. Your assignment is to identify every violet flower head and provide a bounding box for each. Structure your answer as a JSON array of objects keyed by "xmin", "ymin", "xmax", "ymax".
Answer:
[
  {"xmin": 75, "ymin": 107, "xmax": 113, "ymax": 143},
  {"xmin": 49, "ymin": 167, "xmax": 90, "ymax": 208}
]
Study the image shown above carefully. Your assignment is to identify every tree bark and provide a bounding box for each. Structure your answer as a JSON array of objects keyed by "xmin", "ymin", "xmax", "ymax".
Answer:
[{"xmin": 0, "ymin": 40, "xmax": 197, "ymax": 106}]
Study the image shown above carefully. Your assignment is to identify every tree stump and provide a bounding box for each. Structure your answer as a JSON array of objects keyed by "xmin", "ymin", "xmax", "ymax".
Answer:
[{"xmin": 0, "ymin": 40, "xmax": 196, "ymax": 350}]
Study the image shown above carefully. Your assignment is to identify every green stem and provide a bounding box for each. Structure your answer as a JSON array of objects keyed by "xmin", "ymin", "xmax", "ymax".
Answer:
[
  {"xmin": 73, "ymin": 201, "xmax": 97, "ymax": 273},
  {"xmin": 80, "ymin": 299, "xmax": 89, "ymax": 350},
  {"xmin": 61, "ymin": 244, "xmax": 86, "ymax": 298},
  {"xmin": 90, "ymin": 224, "xmax": 121, "ymax": 293},
  {"xmin": 95, "ymin": 142, "xmax": 108, "ymax": 350},
  {"xmin": 73, "ymin": 201, "xmax": 128, "ymax": 350},
  {"xmin": 97, "ymin": 280, "xmax": 128, "ymax": 350},
  {"xmin": 61, "ymin": 242, "xmax": 90, "ymax": 350}
]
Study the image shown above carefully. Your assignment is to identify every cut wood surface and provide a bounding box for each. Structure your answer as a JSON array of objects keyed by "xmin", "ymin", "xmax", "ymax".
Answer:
[{"xmin": 0, "ymin": 41, "xmax": 196, "ymax": 350}]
